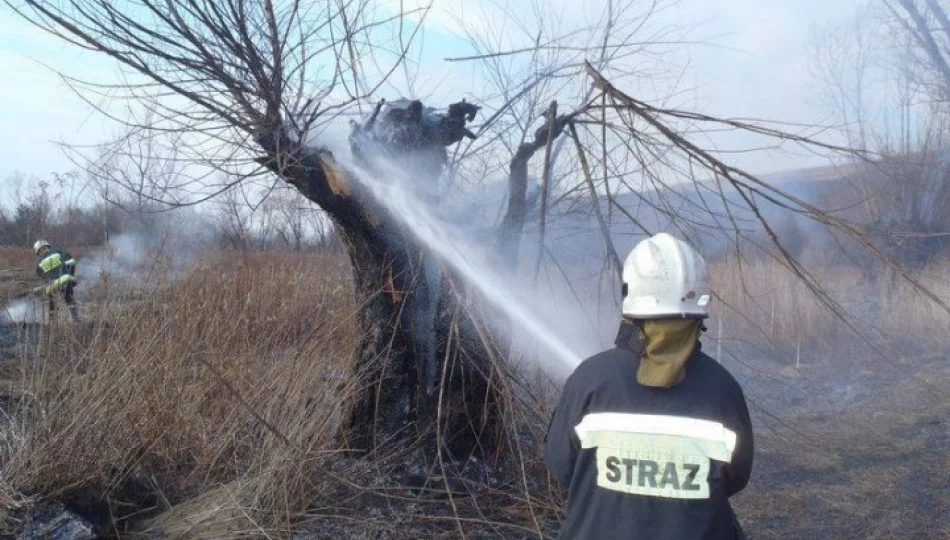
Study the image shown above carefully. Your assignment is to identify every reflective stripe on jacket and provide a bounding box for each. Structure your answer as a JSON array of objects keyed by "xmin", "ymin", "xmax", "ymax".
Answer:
[
  {"xmin": 36, "ymin": 249, "xmax": 77, "ymax": 281},
  {"xmin": 45, "ymin": 274, "xmax": 77, "ymax": 295}
]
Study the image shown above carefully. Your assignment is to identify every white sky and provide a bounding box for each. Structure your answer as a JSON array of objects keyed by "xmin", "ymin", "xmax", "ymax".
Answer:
[{"xmin": 0, "ymin": 0, "xmax": 869, "ymax": 189}]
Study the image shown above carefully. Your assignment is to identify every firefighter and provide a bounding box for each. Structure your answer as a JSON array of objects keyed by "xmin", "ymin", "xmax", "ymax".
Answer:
[
  {"xmin": 32, "ymin": 240, "xmax": 79, "ymax": 322},
  {"xmin": 545, "ymin": 232, "xmax": 753, "ymax": 540}
]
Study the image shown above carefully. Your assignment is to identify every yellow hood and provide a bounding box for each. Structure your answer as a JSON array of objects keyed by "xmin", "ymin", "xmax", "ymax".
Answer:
[{"xmin": 635, "ymin": 319, "xmax": 702, "ymax": 388}]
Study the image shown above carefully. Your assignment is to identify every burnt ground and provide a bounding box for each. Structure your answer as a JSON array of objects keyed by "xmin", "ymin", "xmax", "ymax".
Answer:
[
  {"xmin": 226, "ymin": 340, "xmax": 949, "ymax": 540},
  {"xmin": 728, "ymin": 342, "xmax": 950, "ymax": 539}
]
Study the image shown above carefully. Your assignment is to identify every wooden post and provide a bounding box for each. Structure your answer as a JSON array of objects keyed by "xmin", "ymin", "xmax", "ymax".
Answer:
[
  {"xmin": 769, "ymin": 295, "xmax": 775, "ymax": 336},
  {"xmin": 716, "ymin": 317, "xmax": 723, "ymax": 362}
]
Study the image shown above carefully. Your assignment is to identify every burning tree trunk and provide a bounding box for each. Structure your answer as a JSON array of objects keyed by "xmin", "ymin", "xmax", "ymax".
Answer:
[{"xmin": 257, "ymin": 99, "xmax": 510, "ymax": 460}]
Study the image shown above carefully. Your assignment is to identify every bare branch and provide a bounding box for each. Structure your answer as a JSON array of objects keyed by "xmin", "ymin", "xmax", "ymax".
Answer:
[{"xmin": 568, "ymin": 121, "xmax": 622, "ymax": 278}]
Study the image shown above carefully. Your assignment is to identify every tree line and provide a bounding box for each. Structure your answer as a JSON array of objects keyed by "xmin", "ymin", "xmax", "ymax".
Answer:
[{"xmin": 0, "ymin": 171, "xmax": 341, "ymax": 253}]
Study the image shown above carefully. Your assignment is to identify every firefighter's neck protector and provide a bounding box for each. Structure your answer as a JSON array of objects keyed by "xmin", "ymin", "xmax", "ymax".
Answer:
[{"xmin": 615, "ymin": 318, "xmax": 702, "ymax": 388}]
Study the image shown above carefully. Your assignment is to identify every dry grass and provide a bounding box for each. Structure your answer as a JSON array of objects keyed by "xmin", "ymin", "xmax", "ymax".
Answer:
[
  {"xmin": 1, "ymin": 252, "xmax": 357, "ymax": 534},
  {"xmin": 0, "ymin": 249, "xmax": 37, "ymax": 270},
  {"xmin": 0, "ymin": 249, "xmax": 35, "ymax": 303},
  {"xmin": 0, "ymin": 249, "xmax": 562, "ymax": 538},
  {"xmin": 710, "ymin": 254, "xmax": 950, "ymax": 350}
]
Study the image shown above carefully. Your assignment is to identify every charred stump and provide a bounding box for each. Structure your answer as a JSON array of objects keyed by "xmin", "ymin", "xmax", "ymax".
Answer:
[{"xmin": 257, "ymin": 99, "xmax": 504, "ymax": 464}]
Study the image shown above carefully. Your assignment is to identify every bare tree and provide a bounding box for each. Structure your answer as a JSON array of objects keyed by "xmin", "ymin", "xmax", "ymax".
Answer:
[
  {"xmin": 306, "ymin": 203, "xmax": 342, "ymax": 254},
  {"xmin": 887, "ymin": 0, "xmax": 950, "ymax": 101},
  {"xmin": 215, "ymin": 184, "xmax": 256, "ymax": 252},
  {"xmin": 267, "ymin": 186, "xmax": 313, "ymax": 252},
  {"xmin": 77, "ymin": 126, "xmax": 196, "ymax": 215},
  {"xmin": 812, "ymin": 2, "xmax": 950, "ymax": 265}
]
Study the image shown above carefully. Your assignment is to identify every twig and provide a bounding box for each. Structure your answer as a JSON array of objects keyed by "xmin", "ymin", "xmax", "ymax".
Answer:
[{"xmin": 568, "ymin": 121, "xmax": 622, "ymax": 278}]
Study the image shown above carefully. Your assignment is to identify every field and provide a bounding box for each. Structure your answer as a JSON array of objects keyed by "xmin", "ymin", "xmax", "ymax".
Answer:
[{"xmin": 0, "ymin": 248, "xmax": 947, "ymax": 539}]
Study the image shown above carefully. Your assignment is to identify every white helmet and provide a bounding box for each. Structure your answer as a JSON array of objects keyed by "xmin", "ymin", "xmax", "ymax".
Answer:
[
  {"xmin": 33, "ymin": 239, "xmax": 51, "ymax": 255},
  {"xmin": 622, "ymin": 233, "xmax": 710, "ymax": 319}
]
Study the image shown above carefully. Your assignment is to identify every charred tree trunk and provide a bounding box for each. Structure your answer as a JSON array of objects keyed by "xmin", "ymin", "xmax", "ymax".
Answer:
[
  {"xmin": 498, "ymin": 107, "xmax": 576, "ymax": 266},
  {"xmin": 257, "ymin": 101, "xmax": 501, "ymax": 463}
]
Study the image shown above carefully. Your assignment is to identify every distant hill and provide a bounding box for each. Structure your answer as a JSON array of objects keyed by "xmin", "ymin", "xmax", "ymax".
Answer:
[
  {"xmin": 525, "ymin": 161, "xmax": 863, "ymax": 265},
  {"xmin": 444, "ymin": 155, "xmax": 946, "ymax": 270}
]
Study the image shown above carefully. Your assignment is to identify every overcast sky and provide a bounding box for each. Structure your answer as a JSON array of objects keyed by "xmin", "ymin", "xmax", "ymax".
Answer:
[{"xmin": 0, "ymin": 0, "xmax": 869, "ymax": 187}]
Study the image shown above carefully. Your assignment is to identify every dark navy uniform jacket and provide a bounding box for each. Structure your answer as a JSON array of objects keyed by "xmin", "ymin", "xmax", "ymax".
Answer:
[{"xmin": 545, "ymin": 336, "xmax": 754, "ymax": 540}]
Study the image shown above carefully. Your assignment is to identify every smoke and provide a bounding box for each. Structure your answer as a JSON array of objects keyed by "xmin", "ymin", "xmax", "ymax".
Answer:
[
  {"xmin": 79, "ymin": 232, "xmax": 153, "ymax": 289},
  {"xmin": 1, "ymin": 298, "xmax": 44, "ymax": 325},
  {"xmin": 79, "ymin": 233, "xmax": 210, "ymax": 294},
  {"xmin": 76, "ymin": 209, "xmax": 217, "ymax": 295}
]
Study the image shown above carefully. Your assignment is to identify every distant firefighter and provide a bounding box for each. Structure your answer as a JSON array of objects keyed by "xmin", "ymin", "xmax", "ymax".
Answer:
[
  {"xmin": 545, "ymin": 233, "xmax": 754, "ymax": 540},
  {"xmin": 32, "ymin": 239, "xmax": 79, "ymax": 322}
]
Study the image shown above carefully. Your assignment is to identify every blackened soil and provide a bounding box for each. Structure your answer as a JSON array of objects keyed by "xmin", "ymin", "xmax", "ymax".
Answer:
[{"xmin": 730, "ymin": 344, "xmax": 949, "ymax": 539}]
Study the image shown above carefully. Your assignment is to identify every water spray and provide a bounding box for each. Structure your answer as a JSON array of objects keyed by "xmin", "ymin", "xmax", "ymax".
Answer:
[{"xmin": 345, "ymin": 156, "xmax": 585, "ymax": 376}]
